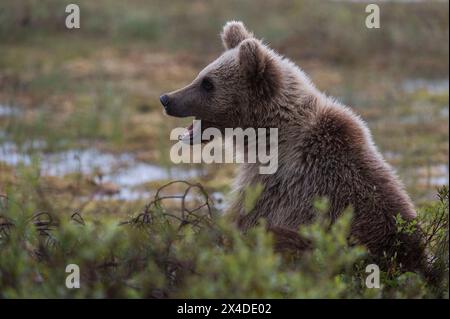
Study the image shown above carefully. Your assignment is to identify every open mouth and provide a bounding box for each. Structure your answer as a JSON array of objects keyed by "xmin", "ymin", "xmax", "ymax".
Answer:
[{"xmin": 179, "ymin": 118, "xmax": 217, "ymax": 145}]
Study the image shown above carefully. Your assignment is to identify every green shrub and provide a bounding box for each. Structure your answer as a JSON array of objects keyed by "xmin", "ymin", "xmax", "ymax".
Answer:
[{"xmin": 0, "ymin": 182, "xmax": 448, "ymax": 298}]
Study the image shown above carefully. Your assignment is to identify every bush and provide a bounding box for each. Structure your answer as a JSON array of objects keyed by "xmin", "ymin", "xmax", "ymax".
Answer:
[{"xmin": 0, "ymin": 182, "xmax": 448, "ymax": 298}]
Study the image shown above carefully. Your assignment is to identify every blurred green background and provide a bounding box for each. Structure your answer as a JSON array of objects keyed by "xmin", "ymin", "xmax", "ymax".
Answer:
[{"xmin": 0, "ymin": 0, "xmax": 449, "ymax": 213}]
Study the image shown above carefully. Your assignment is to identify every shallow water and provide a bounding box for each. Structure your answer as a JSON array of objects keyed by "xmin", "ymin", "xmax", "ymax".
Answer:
[
  {"xmin": 1, "ymin": 138, "xmax": 447, "ymax": 203},
  {"xmin": 0, "ymin": 105, "xmax": 20, "ymax": 117},
  {"xmin": 1, "ymin": 80, "xmax": 449, "ymax": 202},
  {"xmin": 402, "ymin": 78, "xmax": 449, "ymax": 95},
  {"xmin": 415, "ymin": 164, "xmax": 449, "ymax": 187},
  {"xmin": 0, "ymin": 103, "xmax": 203, "ymax": 201},
  {"xmin": 0, "ymin": 141, "xmax": 201, "ymax": 201}
]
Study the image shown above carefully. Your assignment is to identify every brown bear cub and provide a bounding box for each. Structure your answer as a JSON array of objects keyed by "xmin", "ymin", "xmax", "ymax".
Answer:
[{"xmin": 160, "ymin": 21, "xmax": 427, "ymax": 274}]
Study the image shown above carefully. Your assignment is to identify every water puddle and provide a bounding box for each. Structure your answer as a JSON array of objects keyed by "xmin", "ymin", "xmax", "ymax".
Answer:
[
  {"xmin": 414, "ymin": 164, "xmax": 449, "ymax": 187},
  {"xmin": 402, "ymin": 78, "xmax": 449, "ymax": 95},
  {"xmin": 1, "ymin": 96, "xmax": 448, "ymax": 204},
  {"xmin": 0, "ymin": 141, "xmax": 201, "ymax": 201},
  {"xmin": 0, "ymin": 102, "xmax": 204, "ymax": 201},
  {"xmin": 0, "ymin": 105, "xmax": 20, "ymax": 117}
]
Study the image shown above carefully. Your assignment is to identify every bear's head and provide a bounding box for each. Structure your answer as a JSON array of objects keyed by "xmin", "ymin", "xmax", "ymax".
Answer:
[{"xmin": 160, "ymin": 21, "xmax": 282, "ymax": 144}]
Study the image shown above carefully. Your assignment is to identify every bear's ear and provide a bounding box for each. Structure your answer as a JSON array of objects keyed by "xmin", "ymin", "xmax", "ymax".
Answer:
[
  {"xmin": 221, "ymin": 21, "xmax": 253, "ymax": 50},
  {"xmin": 239, "ymin": 38, "xmax": 280, "ymax": 97}
]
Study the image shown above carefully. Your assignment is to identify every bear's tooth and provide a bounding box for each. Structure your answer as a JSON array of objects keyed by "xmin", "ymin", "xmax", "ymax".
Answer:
[{"xmin": 179, "ymin": 129, "xmax": 190, "ymax": 142}]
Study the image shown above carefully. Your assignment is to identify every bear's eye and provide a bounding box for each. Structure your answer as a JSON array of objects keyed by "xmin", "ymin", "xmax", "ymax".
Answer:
[{"xmin": 201, "ymin": 78, "xmax": 214, "ymax": 92}]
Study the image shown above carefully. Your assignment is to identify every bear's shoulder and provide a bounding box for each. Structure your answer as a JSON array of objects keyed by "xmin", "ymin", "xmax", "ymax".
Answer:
[{"xmin": 295, "ymin": 102, "xmax": 371, "ymax": 161}]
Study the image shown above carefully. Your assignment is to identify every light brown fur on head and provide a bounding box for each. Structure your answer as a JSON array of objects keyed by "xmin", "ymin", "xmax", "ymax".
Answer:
[
  {"xmin": 161, "ymin": 21, "xmax": 427, "ymax": 274},
  {"xmin": 221, "ymin": 21, "xmax": 253, "ymax": 50}
]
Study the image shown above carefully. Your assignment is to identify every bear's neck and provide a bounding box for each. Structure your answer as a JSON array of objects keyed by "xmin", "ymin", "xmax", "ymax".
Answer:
[{"xmin": 252, "ymin": 74, "xmax": 326, "ymax": 130}]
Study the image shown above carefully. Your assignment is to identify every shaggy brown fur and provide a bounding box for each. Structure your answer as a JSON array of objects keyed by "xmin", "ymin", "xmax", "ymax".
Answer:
[{"xmin": 161, "ymin": 21, "xmax": 427, "ymax": 273}]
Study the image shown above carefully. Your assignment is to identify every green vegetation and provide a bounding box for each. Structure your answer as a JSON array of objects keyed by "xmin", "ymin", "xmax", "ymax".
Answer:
[{"xmin": 0, "ymin": 179, "xmax": 448, "ymax": 298}]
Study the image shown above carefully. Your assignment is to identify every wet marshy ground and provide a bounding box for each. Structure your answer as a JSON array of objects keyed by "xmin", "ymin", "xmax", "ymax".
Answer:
[
  {"xmin": 0, "ymin": 19, "xmax": 448, "ymax": 216},
  {"xmin": 1, "ymin": 76, "xmax": 448, "ymax": 208}
]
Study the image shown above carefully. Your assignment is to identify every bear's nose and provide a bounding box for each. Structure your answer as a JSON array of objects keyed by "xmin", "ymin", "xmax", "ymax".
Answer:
[{"xmin": 159, "ymin": 94, "xmax": 170, "ymax": 108}]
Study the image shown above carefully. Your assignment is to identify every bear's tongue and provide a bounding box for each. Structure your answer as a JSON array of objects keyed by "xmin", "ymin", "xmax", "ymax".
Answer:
[
  {"xmin": 178, "ymin": 120, "xmax": 215, "ymax": 145},
  {"xmin": 179, "ymin": 123, "xmax": 194, "ymax": 142},
  {"xmin": 179, "ymin": 122, "xmax": 202, "ymax": 144}
]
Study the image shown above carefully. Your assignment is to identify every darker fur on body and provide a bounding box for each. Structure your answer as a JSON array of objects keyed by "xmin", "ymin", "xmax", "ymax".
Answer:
[{"xmin": 231, "ymin": 96, "xmax": 426, "ymax": 272}]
